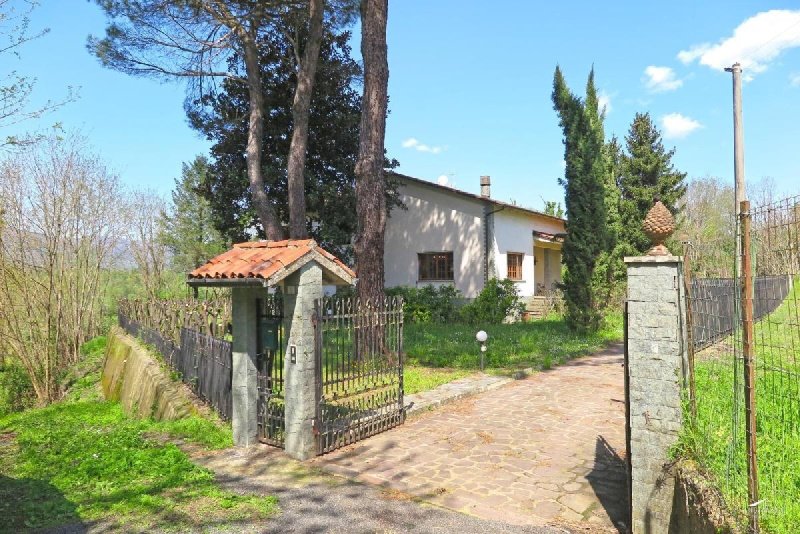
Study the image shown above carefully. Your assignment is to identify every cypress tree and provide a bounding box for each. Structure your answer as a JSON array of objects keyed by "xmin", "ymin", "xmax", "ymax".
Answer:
[
  {"xmin": 552, "ymin": 67, "xmax": 608, "ymax": 331},
  {"xmin": 619, "ymin": 112, "xmax": 687, "ymax": 253}
]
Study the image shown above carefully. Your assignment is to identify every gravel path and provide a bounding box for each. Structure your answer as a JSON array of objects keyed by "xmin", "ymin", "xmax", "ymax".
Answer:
[{"xmin": 188, "ymin": 446, "xmax": 569, "ymax": 534}]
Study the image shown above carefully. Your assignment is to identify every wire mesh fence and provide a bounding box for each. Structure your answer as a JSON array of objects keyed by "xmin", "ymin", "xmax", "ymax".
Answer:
[
  {"xmin": 748, "ymin": 196, "xmax": 800, "ymax": 533},
  {"xmin": 684, "ymin": 195, "xmax": 800, "ymax": 534}
]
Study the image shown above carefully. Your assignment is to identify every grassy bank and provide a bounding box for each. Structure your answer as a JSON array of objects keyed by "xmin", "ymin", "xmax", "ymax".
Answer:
[
  {"xmin": 403, "ymin": 312, "xmax": 623, "ymax": 371},
  {"xmin": 0, "ymin": 339, "xmax": 277, "ymax": 532},
  {"xmin": 679, "ymin": 281, "xmax": 800, "ymax": 534}
]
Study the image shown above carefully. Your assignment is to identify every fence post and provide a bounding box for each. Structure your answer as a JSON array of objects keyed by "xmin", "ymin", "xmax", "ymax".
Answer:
[
  {"xmin": 740, "ymin": 200, "xmax": 760, "ymax": 533},
  {"xmin": 682, "ymin": 244, "xmax": 697, "ymax": 421},
  {"xmin": 625, "ymin": 253, "xmax": 689, "ymax": 534}
]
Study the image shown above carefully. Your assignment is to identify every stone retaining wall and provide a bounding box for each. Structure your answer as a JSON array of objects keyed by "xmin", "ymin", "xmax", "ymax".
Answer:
[{"xmin": 101, "ymin": 327, "xmax": 196, "ymax": 421}]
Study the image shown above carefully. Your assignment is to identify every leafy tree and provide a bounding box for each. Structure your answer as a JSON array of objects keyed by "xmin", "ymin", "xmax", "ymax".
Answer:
[
  {"xmin": 354, "ymin": 0, "xmax": 389, "ymax": 303},
  {"xmin": 552, "ymin": 66, "xmax": 608, "ymax": 331},
  {"xmin": 0, "ymin": 133, "xmax": 127, "ymax": 404},
  {"xmin": 187, "ymin": 28, "xmax": 377, "ymax": 260},
  {"xmin": 0, "ymin": 0, "xmax": 76, "ymax": 146},
  {"xmin": 160, "ymin": 156, "xmax": 228, "ymax": 272},
  {"xmin": 618, "ymin": 112, "xmax": 687, "ymax": 254},
  {"xmin": 543, "ymin": 200, "xmax": 565, "ymax": 218},
  {"xmin": 89, "ymin": 1, "xmax": 357, "ymax": 239}
]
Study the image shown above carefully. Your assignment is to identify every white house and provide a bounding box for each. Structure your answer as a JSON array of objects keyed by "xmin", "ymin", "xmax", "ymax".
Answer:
[{"xmin": 384, "ymin": 173, "xmax": 565, "ymax": 299}]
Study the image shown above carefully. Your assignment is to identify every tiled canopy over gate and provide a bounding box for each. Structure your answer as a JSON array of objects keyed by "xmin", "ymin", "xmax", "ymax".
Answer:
[{"xmin": 187, "ymin": 239, "xmax": 355, "ymax": 287}]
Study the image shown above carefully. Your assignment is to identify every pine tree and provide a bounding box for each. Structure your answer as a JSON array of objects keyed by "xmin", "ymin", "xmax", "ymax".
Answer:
[
  {"xmin": 619, "ymin": 112, "xmax": 687, "ymax": 253},
  {"xmin": 160, "ymin": 156, "xmax": 228, "ymax": 271},
  {"xmin": 552, "ymin": 67, "xmax": 608, "ymax": 331}
]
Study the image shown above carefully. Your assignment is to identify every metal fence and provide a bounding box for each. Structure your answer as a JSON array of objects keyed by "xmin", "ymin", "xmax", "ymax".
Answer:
[
  {"xmin": 684, "ymin": 195, "xmax": 800, "ymax": 534},
  {"xmin": 117, "ymin": 300, "xmax": 233, "ymax": 421},
  {"xmin": 314, "ymin": 296, "xmax": 405, "ymax": 454},
  {"xmin": 689, "ymin": 276, "xmax": 791, "ymax": 349}
]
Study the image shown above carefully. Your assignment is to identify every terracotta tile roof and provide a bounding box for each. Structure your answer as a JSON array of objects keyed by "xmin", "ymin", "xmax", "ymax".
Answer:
[
  {"xmin": 188, "ymin": 239, "xmax": 355, "ymax": 283},
  {"xmin": 532, "ymin": 230, "xmax": 565, "ymax": 243}
]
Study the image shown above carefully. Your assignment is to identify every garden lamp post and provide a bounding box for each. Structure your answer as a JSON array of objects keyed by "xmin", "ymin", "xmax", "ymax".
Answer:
[{"xmin": 476, "ymin": 330, "xmax": 488, "ymax": 371}]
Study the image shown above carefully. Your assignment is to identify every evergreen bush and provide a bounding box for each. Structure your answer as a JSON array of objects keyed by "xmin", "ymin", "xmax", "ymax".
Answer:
[
  {"xmin": 459, "ymin": 278, "xmax": 523, "ymax": 325},
  {"xmin": 385, "ymin": 284, "xmax": 462, "ymax": 324}
]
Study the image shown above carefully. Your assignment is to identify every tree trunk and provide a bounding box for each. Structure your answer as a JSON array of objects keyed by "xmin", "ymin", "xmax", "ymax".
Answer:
[
  {"xmin": 287, "ymin": 0, "xmax": 325, "ymax": 239},
  {"xmin": 242, "ymin": 34, "xmax": 284, "ymax": 240},
  {"xmin": 354, "ymin": 0, "xmax": 389, "ymax": 303}
]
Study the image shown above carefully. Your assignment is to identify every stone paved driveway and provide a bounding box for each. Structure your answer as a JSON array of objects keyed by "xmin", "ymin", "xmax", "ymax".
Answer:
[{"xmin": 312, "ymin": 344, "xmax": 628, "ymax": 533}]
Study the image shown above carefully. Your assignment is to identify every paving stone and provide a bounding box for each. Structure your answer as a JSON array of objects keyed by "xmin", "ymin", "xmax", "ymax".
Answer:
[
  {"xmin": 312, "ymin": 343, "xmax": 628, "ymax": 530},
  {"xmin": 558, "ymin": 492, "xmax": 597, "ymax": 514}
]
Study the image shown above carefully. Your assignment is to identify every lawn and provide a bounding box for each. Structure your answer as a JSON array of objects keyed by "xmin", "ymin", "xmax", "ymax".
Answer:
[
  {"xmin": 403, "ymin": 366, "xmax": 472, "ymax": 395},
  {"xmin": 679, "ymin": 280, "xmax": 800, "ymax": 534},
  {"xmin": 403, "ymin": 312, "xmax": 623, "ymax": 372},
  {"xmin": 0, "ymin": 338, "xmax": 277, "ymax": 532}
]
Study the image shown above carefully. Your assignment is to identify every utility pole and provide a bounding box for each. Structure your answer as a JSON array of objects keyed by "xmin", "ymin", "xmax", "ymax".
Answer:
[
  {"xmin": 726, "ymin": 62, "xmax": 746, "ymax": 208},
  {"xmin": 726, "ymin": 63, "xmax": 759, "ymax": 534},
  {"xmin": 725, "ymin": 62, "xmax": 746, "ymax": 277}
]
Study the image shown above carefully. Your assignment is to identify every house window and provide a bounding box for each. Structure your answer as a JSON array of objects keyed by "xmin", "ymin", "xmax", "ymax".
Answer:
[
  {"xmin": 507, "ymin": 253, "xmax": 524, "ymax": 281},
  {"xmin": 418, "ymin": 252, "xmax": 454, "ymax": 281}
]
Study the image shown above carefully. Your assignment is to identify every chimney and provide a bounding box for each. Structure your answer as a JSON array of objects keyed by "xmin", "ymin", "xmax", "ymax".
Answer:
[{"xmin": 480, "ymin": 175, "xmax": 491, "ymax": 198}]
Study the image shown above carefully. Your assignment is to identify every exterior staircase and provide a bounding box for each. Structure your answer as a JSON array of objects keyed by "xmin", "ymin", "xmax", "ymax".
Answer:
[{"xmin": 523, "ymin": 296, "xmax": 553, "ymax": 320}]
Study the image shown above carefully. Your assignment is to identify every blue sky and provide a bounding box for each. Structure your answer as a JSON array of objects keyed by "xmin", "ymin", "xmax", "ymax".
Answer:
[{"xmin": 3, "ymin": 1, "xmax": 799, "ymax": 211}]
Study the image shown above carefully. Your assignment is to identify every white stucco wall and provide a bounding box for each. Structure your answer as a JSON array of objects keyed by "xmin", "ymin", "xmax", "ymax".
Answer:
[
  {"xmin": 492, "ymin": 208, "xmax": 565, "ymax": 297},
  {"xmin": 384, "ymin": 181, "xmax": 485, "ymax": 297},
  {"xmin": 384, "ymin": 177, "xmax": 565, "ymax": 299}
]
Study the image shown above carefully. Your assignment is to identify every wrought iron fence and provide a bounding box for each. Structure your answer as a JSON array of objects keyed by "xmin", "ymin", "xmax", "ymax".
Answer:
[
  {"xmin": 117, "ymin": 297, "xmax": 231, "ymax": 345},
  {"xmin": 117, "ymin": 302, "xmax": 233, "ymax": 421},
  {"xmin": 314, "ymin": 296, "xmax": 405, "ymax": 454},
  {"xmin": 684, "ymin": 195, "xmax": 800, "ymax": 534}
]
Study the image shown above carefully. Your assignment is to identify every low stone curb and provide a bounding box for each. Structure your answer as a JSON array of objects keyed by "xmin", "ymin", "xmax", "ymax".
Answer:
[{"xmin": 405, "ymin": 373, "xmax": 512, "ymax": 418}]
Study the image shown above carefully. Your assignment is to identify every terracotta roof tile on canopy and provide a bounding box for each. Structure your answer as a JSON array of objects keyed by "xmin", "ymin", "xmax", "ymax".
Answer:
[{"xmin": 188, "ymin": 239, "xmax": 355, "ymax": 287}]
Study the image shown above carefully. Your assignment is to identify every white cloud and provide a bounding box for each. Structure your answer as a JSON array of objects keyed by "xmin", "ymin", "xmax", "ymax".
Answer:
[
  {"xmin": 401, "ymin": 137, "xmax": 443, "ymax": 154},
  {"xmin": 598, "ymin": 91, "xmax": 612, "ymax": 115},
  {"xmin": 791, "ymin": 73, "xmax": 800, "ymax": 87},
  {"xmin": 643, "ymin": 66, "xmax": 684, "ymax": 92},
  {"xmin": 661, "ymin": 113, "xmax": 702, "ymax": 139},
  {"xmin": 678, "ymin": 10, "xmax": 800, "ymax": 77}
]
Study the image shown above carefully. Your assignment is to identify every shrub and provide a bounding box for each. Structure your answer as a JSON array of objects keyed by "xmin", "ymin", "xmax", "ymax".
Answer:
[
  {"xmin": 0, "ymin": 362, "xmax": 36, "ymax": 416},
  {"xmin": 385, "ymin": 284, "xmax": 463, "ymax": 324},
  {"xmin": 460, "ymin": 278, "xmax": 524, "ymax": 325}
]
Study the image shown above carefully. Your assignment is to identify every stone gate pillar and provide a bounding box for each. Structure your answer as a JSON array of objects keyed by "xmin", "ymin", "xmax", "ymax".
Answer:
[
  {"xmin": 625, "ymin": 254, "xmax": 688, "ymax": 534},
  {"xmin": 282, "ymin": 262, "xmax": 323, "ymax": 460},
  {"xmin": 231, "ymin": 287, "xmax": 259, "ymax": 447}
]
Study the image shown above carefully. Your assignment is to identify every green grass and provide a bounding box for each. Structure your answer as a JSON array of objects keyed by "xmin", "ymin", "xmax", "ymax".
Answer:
[
  {"xmin": 403, "ymin": 366, "xmax": 473, "ymax": 395},
  {"xmin": 0, "ymin": 337, "xmax": 276, "ymax": 532},
  {"xmin": 403, "ymin": 312, "xmax": 623, "ymax": 371},
  {"xmin": 678, "ymin": 280, "xmax": 800, "ymax": 534}
]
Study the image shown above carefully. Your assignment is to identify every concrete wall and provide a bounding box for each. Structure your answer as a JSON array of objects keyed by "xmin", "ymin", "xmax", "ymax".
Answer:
[
  {"xmin": 102, "ymin": 327, "xmax": 196, "ymax": 421},
  {"xmin": 625, "ymin": 255, "xmax": 689, "ymax": 534},
  {"xmin": 385, "ymin": 177, "xmax": 566, "ymax": 298},
  {"xmin": 385, "ymin": 179, "xmax": 485, "ymax": 297}
]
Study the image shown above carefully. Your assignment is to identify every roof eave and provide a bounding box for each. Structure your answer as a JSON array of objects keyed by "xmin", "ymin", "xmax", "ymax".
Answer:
[{"xmin": 186, "ymin": 277, "xmax": 269, "ymax": 288}]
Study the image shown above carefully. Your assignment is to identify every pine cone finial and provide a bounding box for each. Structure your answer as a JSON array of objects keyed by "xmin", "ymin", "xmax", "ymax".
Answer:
[{"xmin": 642, "ymin": 200, "xmax": 675, "ymax": 256}]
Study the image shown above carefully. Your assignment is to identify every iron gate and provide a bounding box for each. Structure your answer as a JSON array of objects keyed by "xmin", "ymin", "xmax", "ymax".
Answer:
[
  {"xmin": 313, "ymin": 296, "xmax": 405, "ymax": 455},
  {"xmin": 256, "ymin": 295, "xmax": 285, "ymax": 447}
]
